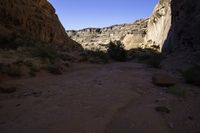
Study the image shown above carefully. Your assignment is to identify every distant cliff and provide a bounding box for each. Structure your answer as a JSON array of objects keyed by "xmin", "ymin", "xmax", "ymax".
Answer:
[{"xmin": 67, "ymin": 19, "xmax": 148, "ymax": 50}]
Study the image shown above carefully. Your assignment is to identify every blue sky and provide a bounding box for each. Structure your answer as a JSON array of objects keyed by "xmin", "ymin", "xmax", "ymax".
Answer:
[{"xmin": 49, "ymin": 0, "xmax": 158, "ymax": 30}]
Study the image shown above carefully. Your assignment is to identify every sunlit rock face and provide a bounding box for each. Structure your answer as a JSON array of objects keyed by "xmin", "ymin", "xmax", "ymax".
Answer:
[
  {"xmin": 0, "ymin": 0, "xmax": 74, "ymax": 45},
  {"xmin": 163, "ymin": 0, "xmax": 200, "ymax": 52},
  {"xmin": 67, "ymin": 19, "xmax": 148, "ymax": 50},
  {"xmin": 144, "ymin": 0, "xmax": 172, "ymax": 51},
  {"xmin": 146, "ymin": 0, "xmax": 200, "ymax": 52}
]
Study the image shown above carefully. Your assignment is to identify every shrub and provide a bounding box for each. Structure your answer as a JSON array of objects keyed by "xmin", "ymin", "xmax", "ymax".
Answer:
[
  {"xmin": 0, "ymin": 65, "xmax": 21, "ymax": 77},
  {"xmin": 46, "ymin": 64, "xmax": 62, "ymax": 75},
  {"xmin": 0, "ymin": 35, "xmax": 18, "ymax": 49},
  {"xmin": 28, "ymin": 63, "xmax": 40, "ymax": 77},
  {"xmin": 0, "ymin": 34, "xmax": 35, "ymax": 50},
  {"xmin": 137, "ymin": 51, "xmax": 164, "ymax": 68},
  {"xmin": 167, "ymin": 86, "xmax": 187, "ymax": 97},
  {"xmin": 182, "ymin": 65, "xmax": 200, "ymax": 86},
  {"xmin": 29, "ymin": 64, "xmax": 40, "ymax": 72},
  {"xmin": 146, "ymin": 54, "xmax": 164, "ymax": 68},
  {"xmin": 107, "ymin": 41, "xmax": 127, "ymax": 61},
  {"xmin": 83, "ymin": 49, "xmax": 109, "ymax": 63},
  {"xmin": 32, "ymin": 43, "xmax": 59, "ymax": 63},
  {"xmin": 29, "ymin": 71, "xmax": 36, "ymax": 77}
]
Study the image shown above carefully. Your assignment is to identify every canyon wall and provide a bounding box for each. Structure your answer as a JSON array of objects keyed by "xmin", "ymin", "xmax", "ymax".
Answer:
[
  {"xmin": 144, "ymin": 0, "xmax": 172, "ymax": 51},
  {"xmin": 0, "ymin": 0, "xmax": 79, "ymax": 48},
  {"xmin": 146, "ymin": 0, "xmax": 200, "ymax": 53},
  {"xmin": 67, "ymin": 19, "xmax": 148, "ymax": 50},
  {"xmin": 163, "ymin": 0, "xmax": 200, "ymax": 52}
]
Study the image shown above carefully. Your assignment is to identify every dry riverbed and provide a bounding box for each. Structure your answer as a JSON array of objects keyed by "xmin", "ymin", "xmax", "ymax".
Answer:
[{"xmin": 0, "ymin": 61, "xmax": 199, "ymax": 133}]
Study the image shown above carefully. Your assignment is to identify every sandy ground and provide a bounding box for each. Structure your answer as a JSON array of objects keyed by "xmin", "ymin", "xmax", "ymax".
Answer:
[{"xmin": 0, "ymin": 61, "xmax": 199, "ymax": 133}]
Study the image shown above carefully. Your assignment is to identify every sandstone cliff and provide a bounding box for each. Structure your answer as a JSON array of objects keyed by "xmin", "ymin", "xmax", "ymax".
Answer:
[
  {"xmin": 0, "ymin": 0, "xmax": 78, "ymax": 47},
  {"xmin": 67, "ymin": 19, "xmax": 148, "ymax": 50},
  {"xmin": 144, "ymin": 0, "xmax": 171, "ymax": 51},
  {"xmin": 145, "ymin": 0, "xmax": 200, "ymax": 53}
]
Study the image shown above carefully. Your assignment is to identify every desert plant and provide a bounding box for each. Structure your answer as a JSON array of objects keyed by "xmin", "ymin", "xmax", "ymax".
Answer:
[
  {"xmin": 28, "ymin": 63, "xmax": 40, "ymax": 77},
  {"xmin": 146, "ymin": 54, "xmax": 164, "ymax": 68},
  {"xmin": 29, "ymin": 70, "xmax": 36, "ymax": 77},
  {"xmin": 137, "ymin": 51, "xmax": 164, "ymax": 68},
  {"xmin": 0, "ymin": 65, "xmax": 21, "ymax": 77},
  {"xmin": 182, "ymin": 65, "xmax": 200, "ymax": 86},
  {"xmin": 107, "ymin": 41, "xmax": 127, "ymax": 61},
  {"xmin": 83, "ymin": 49, "xmax": 109, "ymax": 63},
  {"xmin": 32, "ymin": 43, "xmax": 59, "ymax": 63},
  {"xmin": 46, "ymin": 64, "xmax": 62, "ymax": 75},
  {"xmin": 167, "ymin": 86, "xmax": 187, "ymax": 97},
  {"xmin": 29, "ymin": 64, "xmax": 40, "ymax": 72}
]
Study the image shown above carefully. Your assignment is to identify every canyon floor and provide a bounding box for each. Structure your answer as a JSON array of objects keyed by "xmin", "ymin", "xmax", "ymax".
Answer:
[{"xmin": 0, "ymin": 61, "xmax": 199, "ymax": 133}]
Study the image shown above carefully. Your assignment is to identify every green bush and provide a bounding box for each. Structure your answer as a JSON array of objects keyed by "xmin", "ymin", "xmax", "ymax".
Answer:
[
  {"xmin": 0, "ymin": 34, "xmax": 35, "ymax": 50},
  {"xmin": 107, "ymin": 41, "xmax": 127, "ymax": 61},
  {"xmin": 46, "ymin": 64, "xmax": 62, "ymax": 75},
  {"xmin": 182, "ymin": 65, "xmax": 200, "ymax": 86},
  {"xmin": 83, "ymin": 49, "xmax": 109, "ymax": 63},
  {"xmin": 137, "ymin": 52, "xmax": 164, "ymax": 68},
  {"xmin": 146, "ymin": 54, "xmax": 164, "ymax": 68},
  {"xmin": 0, "ymin": 65, "xmax": 21, "ymax": 77},
  {"xmin": 28, "ymin": 63, "xmax": 40, "ymax": 77},
  {"xmin": 32, "ymin": 44, "xmax": 59, "ymax": 63},
  {"xmin": 167, "ymin": 86, "xmax": 187, "ymax": 97},
  {"xmin": 0, "ymin": 35, "xmax": 18, "ymax": 49}
]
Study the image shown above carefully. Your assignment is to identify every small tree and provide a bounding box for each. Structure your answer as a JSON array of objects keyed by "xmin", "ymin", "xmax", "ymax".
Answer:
[{"xmin": 107, "ymin": 41, "xmax": 127, "ymax": 61}]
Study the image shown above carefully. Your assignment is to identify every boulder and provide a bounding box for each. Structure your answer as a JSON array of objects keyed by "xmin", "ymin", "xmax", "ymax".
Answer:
[{"xmin": 152, "ymin": 73, "xmax": 176, "ymax": 87}]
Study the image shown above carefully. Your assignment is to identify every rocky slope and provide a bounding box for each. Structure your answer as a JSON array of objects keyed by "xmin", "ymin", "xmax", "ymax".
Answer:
[
  {"xmin": 0, "ymin": 0, "xmax": 79, "ymax": 48},
  {"xmin": 67, "ymin": 19, "xmax": 148, "ymax": 50}
]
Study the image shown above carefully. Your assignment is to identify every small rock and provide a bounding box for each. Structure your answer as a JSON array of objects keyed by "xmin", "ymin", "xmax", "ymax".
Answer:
[
  {"xmin": 155, "ymin": 106, "xmax": 171, "ymax": 114},
  {"xmin": 32, "ymin": 91, "xmax": 42, "ymax": 97},
  {"xmin": 16, "ymin": 104, "xmax": 21, "ymax": 107},
  {"xmin": 0, "ymin": 84, "xmax": 17, "ymax": 94},
  {"xmin": 168, "ymin": 122, "xmax": 174, "ymax": 129},
  {"xmin": 188, "ymin": 116, "xmax": 194, "ymax": 120},
  {"xmin": 152, "ymin": 73, "xmax": 176, "ymax": 87}
]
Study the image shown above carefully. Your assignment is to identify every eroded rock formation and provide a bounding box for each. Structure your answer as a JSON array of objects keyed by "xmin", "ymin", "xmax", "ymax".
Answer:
[
  {"xmin": 144, "ymin": 0, "xmax": 172, "ymax": 51},
  {"xmin": 145, "ymin": 0, "xmax": 200, "ymax": 53},
  {"xmin": 0, "ymin": 0, "xmax": 78, "ymax": 47},
  {"xmin": 67, "ymin": 19, "xmax": 148, "ymax": 50}
]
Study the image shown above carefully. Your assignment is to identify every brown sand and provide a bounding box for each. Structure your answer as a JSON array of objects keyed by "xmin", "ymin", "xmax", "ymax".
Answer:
[{"xmin": 0, "ymin": 62, "xmax": 199, "ymax": 133}]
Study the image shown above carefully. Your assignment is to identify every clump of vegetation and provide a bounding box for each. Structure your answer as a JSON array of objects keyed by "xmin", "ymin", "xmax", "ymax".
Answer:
[
  {"xmin": 182, "ymin": 65, "xmax": 200, "ymax": 86},
  {"xmin": 82, "ymin": 49, "xmax": 109, "ymax": 63},
  {"xmin": 146, "ymin": 54, "xmax": 164, "ymax": 68},
  {"xmin": 0, "ymin": 35, "xmax": 19, "ymax": 49},
  {"xmin": 137, "ymin": 50, "xmax": 164, "ymax": 68},
  {"xmin": 28, "ymin": 63, "xmax": 40, "ymax": 77},
  {"xmin": 0, "ymin": 64, "xmax": 21, "ymax": 77},
  {"xmin": 29, "ymin": 70, "xmax": 36, "ymax": 77},
  {"xmin": 167, "ymin": 86, "xmax": 187, "ymax": 97},
  {"xmin": 32, "ymin": 43, "xmax": 59, "ymax": 63},
  {"xmin": 46, "ymin": 64, "xmax": 62, "ymax": 75},
  {"xmin": 107, "ymin": 41, "xmax": 127, "ymax": 61},
  {"xmin": 0, "ymin": 34, "xmax": 35, "ymax": 50},
  {"xmin": 155, "ymin": 106, "xmax": 170, "ymax": 114}
]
